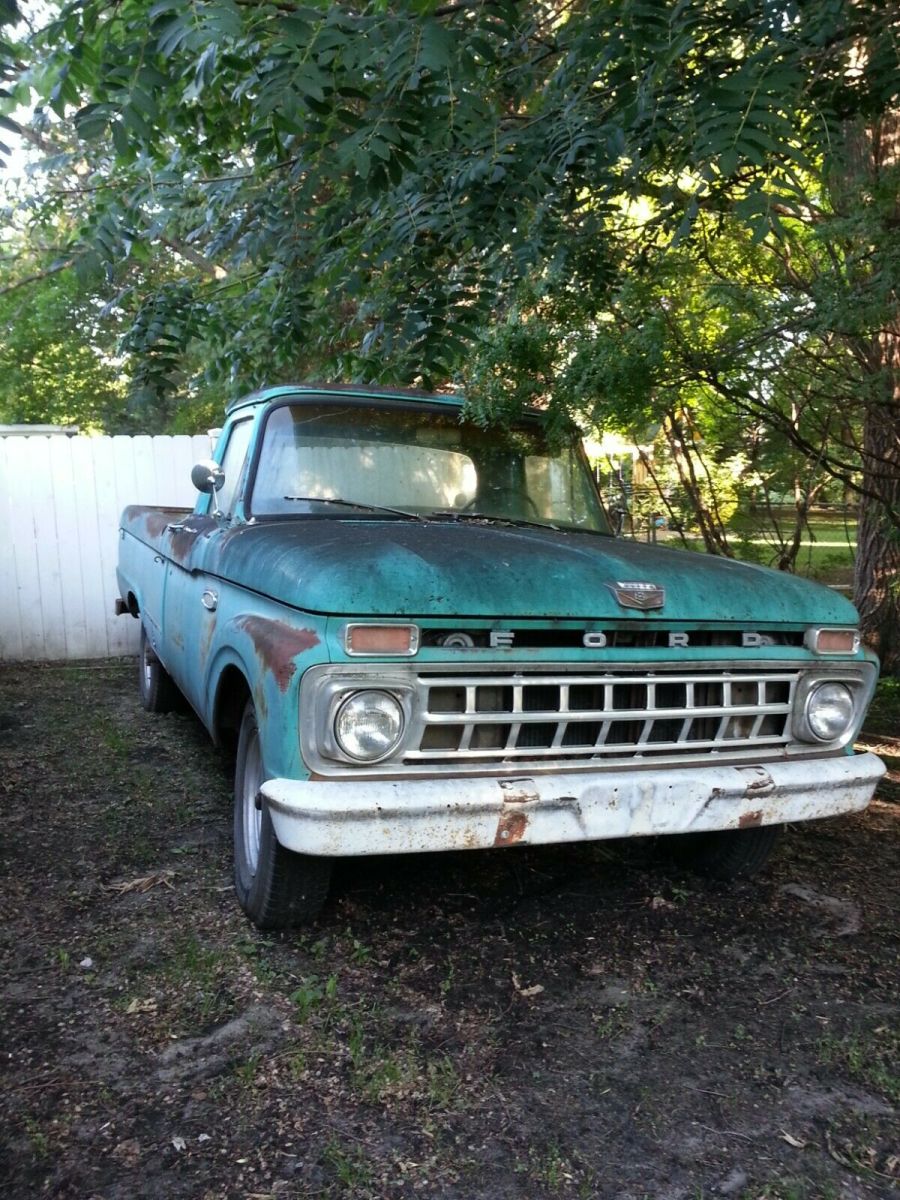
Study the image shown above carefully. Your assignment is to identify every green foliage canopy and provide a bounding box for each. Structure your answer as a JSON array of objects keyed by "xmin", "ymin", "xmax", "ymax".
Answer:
[{"xmin": 4, "ymin": 0, "xmax": 897, "ymax": 403}]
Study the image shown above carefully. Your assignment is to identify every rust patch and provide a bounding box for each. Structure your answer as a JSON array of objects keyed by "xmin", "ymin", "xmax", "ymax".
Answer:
[
  {"xmin": 495, "ymin": 809, "xmax": 528, "ymax": 846},
  {"xmin": 170, "ymin": 629, "xmax": 184, "ymax": 650},
  {"xmin": 238, "ymin": 617, "xmax": 320, "ymax": 693},
  {"xmin": 739, "ymin": 810, "xmax": 763, "ymax": 828},
  {"xmin": 122, "ymin": 506, "xmax": 189, "ymax": 539},
  {"xmin": 168, "ymin": 529, "xmax": 202, "ymax": 565},
  {"xmin": 199, "ymin": 612, "xmax": 217, "ymax": 668},
  {"xmin": 143, "ymin": 512, "xmax": 170, "ymax": 537},
  {"xmin": 166, "ymin": 516, "xmax": 220, "ymax": 565},
  {"xmin": 253, "ymin": 680, "xmax": 268, "ymax": 724}
]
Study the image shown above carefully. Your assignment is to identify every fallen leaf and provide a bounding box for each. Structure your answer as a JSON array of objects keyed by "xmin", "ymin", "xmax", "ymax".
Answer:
[
  {"xmin": 111, "ymin": 1138, "xmax": 141, "ymax": 1165},
  {"xmin": 781, "ymin": 1131, "xmax": 807, "ymax": 1148},
  {"xmin": 125, "ymin": 997, "xmax": 157, "ymax": 1016},
  {"xmin": 512, "ymin": 972, "xmax": 545, "ymax": 998},
  {"xmin": 172, "ymin": 1136, "xmax": 186, "ymax": 1151},
  {"xmin": 109, "ymin": 870, "xmax": 176, "ymax": 895},
  {"xmin": 647, "ymin": 896, "xmax": 676, "ymax": 911}
]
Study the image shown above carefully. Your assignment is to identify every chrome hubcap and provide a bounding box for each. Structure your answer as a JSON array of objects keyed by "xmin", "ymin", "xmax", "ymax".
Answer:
[
  {"xmin": 242, "ymin": 730, "xmax": 263, "ymax": 875},
  {"xmin": 141, "ymin": 642, "xmax": 153, "ymax": 692}
]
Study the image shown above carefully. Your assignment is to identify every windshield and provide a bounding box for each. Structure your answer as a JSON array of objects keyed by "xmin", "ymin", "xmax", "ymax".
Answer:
[{"xmin": 249, "ymin": 403, "xmax": 610, "ymax": 534}]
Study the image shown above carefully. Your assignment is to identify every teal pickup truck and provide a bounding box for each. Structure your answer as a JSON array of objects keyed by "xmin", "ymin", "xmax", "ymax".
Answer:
[{"xmin": 116, "ymin": 385, "xmax": 884, "ymax": 928}]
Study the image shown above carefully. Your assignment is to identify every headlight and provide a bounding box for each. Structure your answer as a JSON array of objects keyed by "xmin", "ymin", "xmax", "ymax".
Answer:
[
  {"xmin": 334, "ymin": 690, "xmax": 405, "ymax": 761},
  {"xmin": 804, "ymin": 681, "xmax": 854, "ymax": 742}
]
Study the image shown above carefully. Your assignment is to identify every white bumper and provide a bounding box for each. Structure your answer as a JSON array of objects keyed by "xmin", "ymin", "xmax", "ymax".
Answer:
[{"xmin": 262, "ymin": 751, "xmax": 885, "ymax": 858}]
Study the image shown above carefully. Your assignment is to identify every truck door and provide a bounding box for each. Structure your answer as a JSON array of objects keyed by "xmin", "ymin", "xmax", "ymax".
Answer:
[{"xmin": 161, "ymin": 418, "xmax": 254, "ymax": 714}]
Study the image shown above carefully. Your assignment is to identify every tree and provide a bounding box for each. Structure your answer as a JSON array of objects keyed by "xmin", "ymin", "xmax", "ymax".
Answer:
[{"xmin": 3, "ymin": 1, "xmax": 899, "ymax": 665}]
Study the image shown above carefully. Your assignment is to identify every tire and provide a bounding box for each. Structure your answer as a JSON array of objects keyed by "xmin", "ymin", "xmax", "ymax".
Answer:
[
  {"xmin": 233, "ymin": 699, "xmax": 332, "ymax": 929},
  {"xmin": 673, "ymin": 824, "xmax": 782, "ymax": 881},
  {"xmin": 138, "ymin": 624, "xmax": 180, "ymax": 713}
]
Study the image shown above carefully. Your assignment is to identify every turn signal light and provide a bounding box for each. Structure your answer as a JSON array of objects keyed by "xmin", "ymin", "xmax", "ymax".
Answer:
[
  {"xmin": 805, "ymin": 628, "xmax": 860, "ymax": 655},
  {"xmin": 345, "ymin": 624, "xmax": 420, "ymax": 656}
]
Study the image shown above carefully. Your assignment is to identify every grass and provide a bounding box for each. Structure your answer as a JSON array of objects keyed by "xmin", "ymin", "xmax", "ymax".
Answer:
[
  {"xmin": 817, "ymin": 1024, "xmax": 900, "ymax": 1105},
  {"xmin": 290, "ymin": 972, "xmax": 338, "ymax": 1023},
  {"xmin": 865, "ymin": 675, "xmax": 900, "ymax": 732},
  {"xmin": 322, "ymin": 1139, "xmax": 375, "ymax": 1193},
  {"xmin": 655, "ymin": 513, "xmax": 858, "ymax": 584},
  {"xmin": 350, "ymin": 1039, "xmax": 462, "ymax": 1112}
]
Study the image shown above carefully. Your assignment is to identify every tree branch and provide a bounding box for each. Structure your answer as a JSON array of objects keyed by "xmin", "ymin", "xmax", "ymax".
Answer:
[
  {"xmin": 160, "ymin": 237, "xmax": 228, "ymax": 280},
  {"xmin": 3, "ymin": 114, "xmax": 54, "ymax": 155},
  {"xmin": 0, "ymin": 258, "xmax": 74, "ymax": 298}
]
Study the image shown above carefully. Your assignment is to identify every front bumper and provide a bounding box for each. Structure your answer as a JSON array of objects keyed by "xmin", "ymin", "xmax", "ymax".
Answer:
[{"xmin": 261, "ymin": 751, "xmax": 885, "ymax": 858}]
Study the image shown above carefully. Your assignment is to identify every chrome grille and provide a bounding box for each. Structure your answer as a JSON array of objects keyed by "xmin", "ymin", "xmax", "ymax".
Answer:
[{"xmin": 407, "ymin": 669, "xmax": 797, "ymax": 764}]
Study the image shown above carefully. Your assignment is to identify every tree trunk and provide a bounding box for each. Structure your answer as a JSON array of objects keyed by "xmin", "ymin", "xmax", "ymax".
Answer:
[
  {"xmin": 853, "ymin": 316, "xmax": 900, "ymax": 673},
  {"xmin": 836, "ymin": 110, "xmax": 900, "ymax": 673}
]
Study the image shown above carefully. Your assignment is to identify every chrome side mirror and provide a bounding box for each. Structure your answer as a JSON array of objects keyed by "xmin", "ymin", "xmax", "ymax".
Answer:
[
  {"xmin": 191, "ymin": 459, "xmax": 225, "ymax": 494},
  {"xmin": 191, "ymin": 459, "xmax": 226, "ymax": 517}
]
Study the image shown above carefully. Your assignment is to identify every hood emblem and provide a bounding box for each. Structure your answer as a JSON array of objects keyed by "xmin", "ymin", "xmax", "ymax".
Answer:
[{"xmin": 608, "ymin": 580, "xmax": 665, "ymax": 610}]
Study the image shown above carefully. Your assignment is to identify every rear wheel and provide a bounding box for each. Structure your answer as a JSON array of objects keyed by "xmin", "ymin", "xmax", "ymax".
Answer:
[
  {"xmin": 233, "ymin": 699, "xmax": 332, "ymax": 928},
  {"xmin": 673, "ymin": 824, "xmax": 782, "ymax": 880},
  {"xmin": 138, "ymin": 624, "xmax": 180, "ymax": 713}
]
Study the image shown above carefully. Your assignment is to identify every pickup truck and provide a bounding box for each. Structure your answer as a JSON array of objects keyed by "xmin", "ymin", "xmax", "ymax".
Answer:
[{"xmin": 116, "ymin": 384, "xmax": 885, "ymax": 928}]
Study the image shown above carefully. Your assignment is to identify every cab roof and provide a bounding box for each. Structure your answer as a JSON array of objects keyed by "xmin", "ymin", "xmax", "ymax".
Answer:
[{"xmin": 225, "ymin": 382, "xmax": 466, "ymax": 416}]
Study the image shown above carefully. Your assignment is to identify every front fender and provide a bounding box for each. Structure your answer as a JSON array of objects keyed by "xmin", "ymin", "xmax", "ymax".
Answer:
[{"xmin": 203, "ymin": 604, "xmax": 331, "ymax": 779}]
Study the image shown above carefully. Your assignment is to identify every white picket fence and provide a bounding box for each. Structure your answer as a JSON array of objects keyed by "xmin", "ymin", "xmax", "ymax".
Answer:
[{"xmin": 0, "ymin": 433, "xmax": 212, "ymax": 662}]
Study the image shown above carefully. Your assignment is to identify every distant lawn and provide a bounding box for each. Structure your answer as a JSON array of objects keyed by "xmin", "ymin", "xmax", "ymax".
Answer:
[{"xmin": 653, "ymin": 514, "xmax": 857, "ymax": 587}]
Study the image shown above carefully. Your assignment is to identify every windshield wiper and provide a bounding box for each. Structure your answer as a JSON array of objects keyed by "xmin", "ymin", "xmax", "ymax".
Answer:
[
  {"xmin": 429, "ymin": 510, "xmax": 560, "ymax": 532},
  {"xmin": 282, "ymin": 496, "xmax": 425, "ymax": 520}
]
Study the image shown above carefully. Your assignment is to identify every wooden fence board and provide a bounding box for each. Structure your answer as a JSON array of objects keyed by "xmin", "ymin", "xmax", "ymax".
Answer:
[{"xmin": 0, "ymin": 433, "xmax": 211, "ymax": 661}]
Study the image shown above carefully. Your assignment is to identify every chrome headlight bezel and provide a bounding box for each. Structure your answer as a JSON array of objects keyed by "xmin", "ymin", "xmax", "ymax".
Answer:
[
  {"xmin": 302, "ymin": 671, "xmax": 416, "ymax": 767},
  {"xmin": 792, "ymin": 665, "xmax": 876, "ymax": 748}
]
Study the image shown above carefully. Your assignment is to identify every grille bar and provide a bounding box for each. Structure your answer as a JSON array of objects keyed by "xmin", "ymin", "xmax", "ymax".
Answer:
[
  {"xmin": 421, "ymin": 703, "xmax": 790, "ymax": 724},
  {"xmin": 406, "ymin": 734, "xmax": 791, "ymax": 762}
]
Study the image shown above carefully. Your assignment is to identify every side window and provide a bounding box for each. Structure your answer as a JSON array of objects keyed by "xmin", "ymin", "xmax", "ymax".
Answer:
[{"xmin": 215, "ymin": 419, "xmax": 253, "ymax": 516}]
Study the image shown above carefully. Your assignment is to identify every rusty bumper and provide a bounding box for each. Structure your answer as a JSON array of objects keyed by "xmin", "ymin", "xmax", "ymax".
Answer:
[{"xmin": 261, "ymin": 752, "xmax": 885, "ymax": 858}]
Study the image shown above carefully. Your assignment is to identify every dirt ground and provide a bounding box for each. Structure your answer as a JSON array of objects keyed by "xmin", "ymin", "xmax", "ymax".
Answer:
[{"xmin": 1, "ymin": 662, "xmax": 897, "ymax": 1200}]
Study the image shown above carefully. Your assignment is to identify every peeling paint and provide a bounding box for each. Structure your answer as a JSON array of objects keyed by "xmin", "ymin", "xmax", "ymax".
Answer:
[
  {"xmin": 238, "ymin": 616, "xmax": 320, "ymax": 692},
  {"xmin": 495, "ymin": 809, "xmax": 529, "ymax": 846},
  {"xmin": 740, "ymin": 766, "xmax": 776, "ymax": 795},
  {"xmin": 739, "ymin": 810, "xmax": 763, "ymax": 828},
  {"xmin": 498, "ymin": 778, "xmax": 539, "ymax": 805}
]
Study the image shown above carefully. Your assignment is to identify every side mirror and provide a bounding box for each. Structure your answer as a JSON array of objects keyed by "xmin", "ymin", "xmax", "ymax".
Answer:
[{"xmin": 191, "ymin": 459, "xmax": 225, "ymax": 495}]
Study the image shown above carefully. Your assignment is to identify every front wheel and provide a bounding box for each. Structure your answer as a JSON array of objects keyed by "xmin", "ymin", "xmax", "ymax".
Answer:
[
  {"xmin": 233, "ymin": 699, "xmax": 332, "ymax": 928},
  {"xmin": 672, "ymin": 824, "xmax": 782, "ymax": 881}
]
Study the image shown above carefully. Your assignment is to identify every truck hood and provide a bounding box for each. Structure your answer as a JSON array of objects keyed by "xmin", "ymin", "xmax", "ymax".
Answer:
[{"xmin": 206, "ymin": 518, "xmax": 857, "ymax": 626}]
